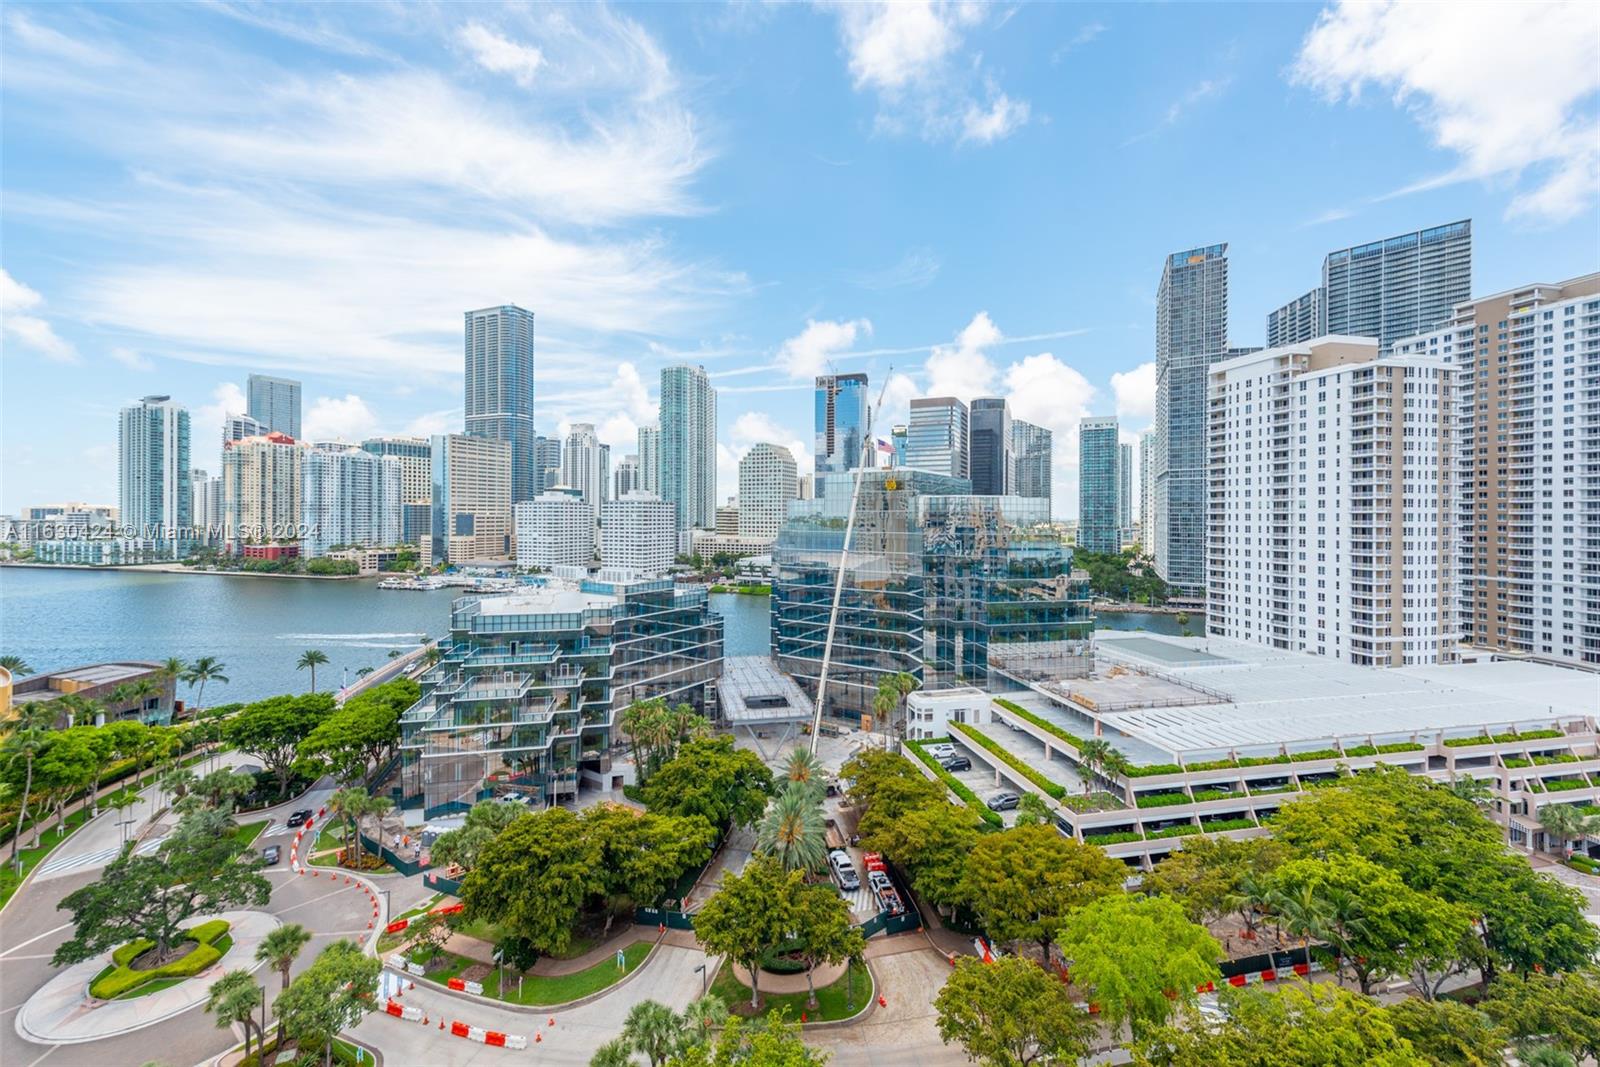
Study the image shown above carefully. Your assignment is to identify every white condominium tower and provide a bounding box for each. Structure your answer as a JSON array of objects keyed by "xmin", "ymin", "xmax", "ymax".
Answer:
[
  {"xmin": 614, "ymin": 454, "xmax": 640, "ymax": 498},
  {"xmin": 636, "ymin": 423, "xmax": 660, "ymax": 494},
  {"xmin": 1139, "ymin": 429, "xmax": 1159, "ymax": 555},
  {"xmin": 222, "ymin": 432, "xmax": 302, "ymax": 551},
  {"xmin": 1393, "ymin": 271, "xmax": 1600, "ymax": 667},
  {"xmin": 514, "ymin": 492, "xmax": 596, "ymax": 570},
  {"xmin": 301, "ymin": 443, "xmax": 403, "ymax": 557},
  {"xmin": 659, "ymin": 365, "xmax": 717, "ymax": 531},
  {"xmin": 737, "ymin": 442, "xmax": 798, "ymax": 541},
  {"xmin": 1206, "ymin": 336, "xmax": 1456, "ymax": 667},
  {"xmin": 118, "ymin": 394, "xmax": 192, "ymax": 556},
  {"xmin": 561, "ymin": 423, "xmax": 609, "ymax": 510},
  {"xmin": 600, "ymin": 491, "xmax": 676, "ymax": 577}
]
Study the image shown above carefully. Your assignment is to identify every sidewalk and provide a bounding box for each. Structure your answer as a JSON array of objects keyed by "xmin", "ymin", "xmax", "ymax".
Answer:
[{"xmin": 439, "ymin": 925, "xmax": 658, "ymax": 974}]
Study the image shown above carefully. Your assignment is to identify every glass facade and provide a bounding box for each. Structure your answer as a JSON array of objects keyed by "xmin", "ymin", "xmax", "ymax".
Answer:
[
  {"xmin": 1078, "ymin": 417, "xmax": 1120, "ymax": 553},
  {"xmin": 1323, "ymin": 220, "xmax": 1470, "ymax": 355},
  {"xmin": 771, "ymin": 469, "xmax": 1090, "ymax": 723},
  {"xmin": 814, "ymin": 373, "xmax": 869, "ymax": 474},
  {"xmin": 968, "ymin": 397, "xmax": 1012, "ymax": 495},
  {"xmin": 246, "ymin": 374, "xmax": 302, "ymax": 440},
  {"xmin": 904, "ymin": 397, "xmax": 969, "ymax": 479},
  {"xmin": 464, "ymin": 305, "xmax": 537, "ymax": 503},
  {"xmin": 401, "ymin": 578, "xmax": 722, "ymax": 817}
]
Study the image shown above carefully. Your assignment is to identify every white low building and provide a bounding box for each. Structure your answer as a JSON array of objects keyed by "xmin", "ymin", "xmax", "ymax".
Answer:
[
  {"xmin": 514, "ymin": 492, "xmax": 595, "ymax": 570},
  {"xmin": 905, "ymin": 687, "xmax": 993, "ymax": 741}
]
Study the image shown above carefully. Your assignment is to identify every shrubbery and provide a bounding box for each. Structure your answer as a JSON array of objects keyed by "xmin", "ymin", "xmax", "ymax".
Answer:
[{"xmin": 90, "ymin": 920, "xmax": 231, "ymax": 999}]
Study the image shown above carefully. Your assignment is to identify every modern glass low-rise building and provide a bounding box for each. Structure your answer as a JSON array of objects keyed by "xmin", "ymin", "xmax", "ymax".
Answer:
[
  {"xmin": 770, "ymin": 468, "xmax": 1091, "ymax": 724},
  {"xmin": 400, "ymin": 577, "xmax": 722, "ymax": 817}
]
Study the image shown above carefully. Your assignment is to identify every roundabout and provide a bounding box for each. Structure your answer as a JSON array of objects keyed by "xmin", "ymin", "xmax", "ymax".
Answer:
[{"xmin": 15, "ymin": 910, "xmax": 281, "ymax": 1045}]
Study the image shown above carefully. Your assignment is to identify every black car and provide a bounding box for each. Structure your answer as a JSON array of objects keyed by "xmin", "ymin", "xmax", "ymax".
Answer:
[
  {"xmin": 286, "ymin": 809, "xmax": 314, "ymax": 828},
  {"xmin": 262, "ymin": 845, "xmax": 282, "ymax": 865},
  {"xmin": 940, "ymin": 755, "xmax": 971, "ymax": 772}
]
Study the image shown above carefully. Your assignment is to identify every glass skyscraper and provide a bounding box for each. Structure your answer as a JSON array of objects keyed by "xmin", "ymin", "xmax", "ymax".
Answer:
[
  {"xmin": 814, "ymin": 373, "xmax": 869, "ymax": 474},
  {"xmin": 1154, "ymin": 244, "xmax": 1229, "ymax": 595},
  {"xmin": 464, "ymin": 305, "xmax": 537, "ymax": 503},
  {"xmin": 659, "ymin": 364, "xmax": 717, "ymax": 530},
  {"xmin": 118, "ymin": 395, "xmax": 192, "ymax": 558},
  {"xmin": 246, "ymin": 374, "xmax": 301, "ymax": 440},
  {"xmin": 968, "ymin": 397, "xmax": 1012, "ymax": 495},
  {"xmin": 1011, "ymin": 419, "xmax": 1052, "ymax": 511},
  {"xmin": 1078, "ymin": 416, "xmax": 1121, "ymax": 553},
  {"xmin": 1323, "ymin": 220, "xmax": 1470, "ymax": 354},
  {"xmin": 903, "ymin": 397, "xmax": 969, "ymax": 479}
]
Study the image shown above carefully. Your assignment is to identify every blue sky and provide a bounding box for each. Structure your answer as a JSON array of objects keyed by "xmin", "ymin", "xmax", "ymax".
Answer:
[{"xmin": 3, "ymin": 1, "xmax": 1597, "ymax": 517}]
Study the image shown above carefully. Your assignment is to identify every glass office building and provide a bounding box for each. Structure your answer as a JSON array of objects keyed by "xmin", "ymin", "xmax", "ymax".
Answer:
[
  {"xmin": 968, "ymin": 397, "xmax": 1012, "ymax": 495},
  {"xmin": 1078, "ymin": 417, "xmax": 1121, "ymax": 553},
  {"xmin": 771, "ymin": 469, "xmax": 1089, "ymax": 722},
  {"xmin": 903, "ymin": 397, "xmax": 969, "ymax": 479},
  {"xmin": 1324, "ymin": 220, "xmax": 1470, "ymax": 355},
  {"xmin": 400, "ymin": 577, "xmax": 723, "ymax": 817},
  {"xmin": 814, "ymin": 373, "xmax": 869, "ymax": 474},
  {"xmin": 246, "ymin": 374, "xmax": 302, "ymax": 440},
  {"xmin": 464, "ymin": 305, "xmax": 538, "ymax": 503}
]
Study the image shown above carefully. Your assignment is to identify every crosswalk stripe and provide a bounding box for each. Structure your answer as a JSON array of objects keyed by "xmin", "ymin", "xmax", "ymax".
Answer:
[{"xmin": 36, "ymin": 837, "xmax": 165, "ymax": 877}]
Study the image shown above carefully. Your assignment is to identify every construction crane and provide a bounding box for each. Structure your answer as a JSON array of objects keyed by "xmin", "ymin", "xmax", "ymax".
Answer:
[{"xmin": 808, "ymin": 367, "xmax": 893, "ymax": 754}]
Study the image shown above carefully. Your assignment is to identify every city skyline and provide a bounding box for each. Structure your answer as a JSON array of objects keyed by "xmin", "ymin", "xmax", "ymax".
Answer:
[{"xmin": 3, "ymin": 3, "xmax": 1596, "ymax": 517}]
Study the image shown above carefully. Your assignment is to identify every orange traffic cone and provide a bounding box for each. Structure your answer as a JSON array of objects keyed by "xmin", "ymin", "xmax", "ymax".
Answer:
[
  {"xmin": 878, "ymin": 994, "xmax": 887, "ymax": 1007},
  {"xmin": 535, "ymin": 1032, "xmax": 542, "ymax": 1043}
]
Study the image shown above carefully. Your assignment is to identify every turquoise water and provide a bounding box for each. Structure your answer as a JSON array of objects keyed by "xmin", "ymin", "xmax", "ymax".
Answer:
[{"xmin": 1095, "ymin": 610, "xmax": 1204, "ymax": 636}]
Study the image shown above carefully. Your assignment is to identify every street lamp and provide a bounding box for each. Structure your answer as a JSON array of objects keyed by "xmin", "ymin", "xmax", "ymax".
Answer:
[{"xmin": 693, "ymin": 963, "xmax": 707, "ymax": 998}]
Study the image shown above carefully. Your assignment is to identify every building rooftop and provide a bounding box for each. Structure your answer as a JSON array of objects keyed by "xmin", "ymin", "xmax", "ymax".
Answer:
[
  {"xmin": 719, "ymin": 656, "xmax": 812, "ymax": 724},
  {"xmin": 475, "ymin": 584, "xmax": 618, "ymax": 617},
  {"xmin": 1050, "ymin": 633, "xmax": 1600, "ymax": 761}
]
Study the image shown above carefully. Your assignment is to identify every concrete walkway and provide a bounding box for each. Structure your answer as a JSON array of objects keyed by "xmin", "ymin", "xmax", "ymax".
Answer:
[
  {"xmin": 14, "ymin": 910, "xmax": 279, "ymax": 1044},
  {"xmin": 729, "ymin": 958, "xmax": 847, "ymax": 995}
]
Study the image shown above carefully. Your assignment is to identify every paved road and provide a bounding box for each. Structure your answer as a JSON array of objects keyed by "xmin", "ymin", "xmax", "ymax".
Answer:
[
  {"xmin": 352, "ymin": 943, "xmax": 713, "ymax": 1065},
  {"xmin": 808, "ymin": 949, "xmax": 965, "ymax": 1067}
]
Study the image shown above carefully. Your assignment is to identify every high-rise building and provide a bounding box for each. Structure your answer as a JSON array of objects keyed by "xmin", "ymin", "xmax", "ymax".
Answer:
[
  {"xmin": 1325, "ymin": 220, "xmax": 1471, "ymax": 354},
  {"xmin": 246, "ymin": 374, "xmax": 302, "ymax": 440},
  {"xmin": 561, "ymin": 423, "xmax": 608, "ymax": 510},
  {"xmin": 427, "ymin": 433, "xmax": 512, "ymax": 565},
  {"xmin": 118, "ymin": 395, "xmax": 192, "ymax": 557},
  {"xmin": 464, "ymin": 305, "xmax": 537, "ymax": 503},
  {"xmin": 797, "ymin": 474, "xmax": 815, "ymax": 501},
  {"xmin": 1207, "ymin": 337, "xmax": 1456, "ymax": 666},
  {"xmin": 737, "ymin": 443, "xmax": 798, "ymax": 542},
  {"xmin": 221, "ymin": 433, "xmax": 301, "ymax": 552},
  {"xmin": 814, "ymin": 373, "xmax": 870, "ymax": 474},
  {"xmin": 600, "ymin": 491, "xmax": 677, "ymax": 577},
  {"xmin": 1011, "ymin": 420, "xmax": 1052, "ymax": 512},
  {"xmin": 1154, "ymin": 243, "xmax": 1230, "ymax": 595},
  {"xmin": 1078, "ymin": 417, "xmax": 1121, "ymax": 553},
  {"xmin": 301, "ymin": 443, "xmax": 403, "ymax": 557},
  {"xmin": 223, "ymin": 412, "xmax": 267, "ymax": 452},
  {"xmin": 890, "ymin": 425, "xmax": 908, "ymax": 467},
  {"xmin": 361, "ymin": 437, "xmax": 432, "ymax": 510},
  {"xmin": 636, "ymin": 423, "xmax": 660, "ymax": 495},
  {"xmin": 968, "ymin": 398, "xmax": 1012, "ymax": 495},
  {"xmin": 1266, "ymin": 288, "xmax": 1325, "ymax": 349},
  {"xmin": 659, "ymin": 365, "xmax": 716, "ymax": 531},
  {"xmin": 531, "ymin": 434, "xmax": 563, "ymax": 497},
  {"xmin": 1139, "ymin": 429, "xmax": 1159, "ymax": 554},
  {"xmin": 1393, "ymin": 271, "xmax": 1600, "ymax": 666},
  {"xmin": 514, "ymin": 492, "xmax": 595, "ymax": 570},
  {"xmin": 191, "ymin": 470, "xmax": 221, "ymax": 545},
  {"xmin": 715, "ymin": 502, "xmax": 740, "ymax": 537},
  {"xmin": 614, "ymin": 454, "xmax": 640, "ymax": 499},
  {"xmin": 904, "ymin": 397, "xmax": 969, "ymax": 480},
  {"xmin": 1118, "ymin": 442, "xmax": 1134, "ymax": 541}
]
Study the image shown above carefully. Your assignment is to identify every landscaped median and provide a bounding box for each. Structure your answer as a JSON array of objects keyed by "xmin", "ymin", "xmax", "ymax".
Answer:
[
  {"xmin": 903, "ymin": 738, "xmax": 1003, "ymax": 828},
  {"xmin": 90, "ymin": 919, "xmax": 232, "ymax": 1000},
  {"xmin": 949, "ymin": 722, "xmax": 1067, "ymax": 800},
  {"xmin": 709, "ymin": 958, "xmax": 873, "ymax": 1023},
  {"xmin": 399, "ymin": 938, "xmax": 655, "ymax": 1007}
]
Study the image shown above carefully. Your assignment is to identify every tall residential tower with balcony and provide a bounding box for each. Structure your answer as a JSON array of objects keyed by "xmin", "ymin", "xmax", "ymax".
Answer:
[{"xmin": 464, "ymin": 305, "xmax": 537, "ymax": 503}]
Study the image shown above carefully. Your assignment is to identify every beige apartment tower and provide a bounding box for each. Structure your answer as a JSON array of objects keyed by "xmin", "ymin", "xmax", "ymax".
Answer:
[
  {"xmin": 221, "ymin": 432, "xmax": 303, "ymax": 551},
  {"xmin": 426, "ymin": 433, "xmax": 512, "ymax": 565}
]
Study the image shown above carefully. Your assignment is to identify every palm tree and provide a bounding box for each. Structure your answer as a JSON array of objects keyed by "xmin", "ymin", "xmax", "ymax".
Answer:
[
  {"xmin": 129, "ymin": 677, "xmax": 162, "ymax": 722},
  {"xmin": 1519, "ymin": 1046, "xmax": 1578, "ymax": 1067},
  {"xmin": 255, "ymin": 922, "xmax": 311, "ymax": 1046},
  {"xmin": 1271, "ymin": 881, "xmax": 1334, "ymax": 970},
  {"xmin": 356, "ymin": 666, "xmax": 374, "ymax": 679},
  {"xmin": 364, "ymin": 795, "xmax": 395, "ymax": 866},
  {"xmin": 782, "ymin": 748, "xmax": 827, "ymax": 801},
  {"xmin": 1223, "ymin": 870, "xmax": 1275, "ymax": 942},
  {"xmin": 1077, "ymin": 738, "xmax": 1112, "ymax": 794},
  {"xmin": 0, "ymin": 655, "xmax": 33, "ymax": 677},
  {"xmin": 1448, "ymin": 774, "xmax": 1494, "ymax": 810},
  {"xmin": 106, "ymin": 682, "xmax": 139, "ymax": 724},
  {"xmin": 1015, "ymin": 792, "xmax": 1051, "ymax": 826},
  {"xmin": 1318, "ymin": 885, "xmax": 1370, "ymax": 987},
  {"xmin": 620, "ymin": 1000, "xmax": 685, "ymax": 1067},
  {"xmin": 181, "ymin": 657, "xmax": 229, "ymax": 712},
  {"xmin": 205, "ymin": 970, "xmax": 264, "ymax": 1061},
  {"xmin": 421, "ymin": 644, "xmax": 442, "ymax": 670},
  {"xmin": 159, "ymin": 657, "xmax": 186, "ymax": 690},
  {"xmin": 1538, "ymin": 803, "xmax": 1593, "ymax": 855},
  {"xmin": 588, "ymin": 1038, "xmax": 636, "ymax": 1067},
  {"xmin": 158, "ymin": 768, "xmax": 197, "ymax": 812},
  {"xmin": 4, "ymin": 702, "xmax": 55, "ymax": 862},
  {"xmin": 755, "ymin": 785, "xmax": 828, "ymax": 874},
  {"xmin": 328, "ymin": 788, "xmax": 367, "ymax": 866},
  {"xmin": 871, "ymin": 671, "xmax": 919, "ymax": 736},
  {"xmin": 295, "ymin": 649, "xmax": 330, "ymax": 693},
  {"xmin": 680, "ymin": 993, "xmax": 728, "ymax": 1044}
]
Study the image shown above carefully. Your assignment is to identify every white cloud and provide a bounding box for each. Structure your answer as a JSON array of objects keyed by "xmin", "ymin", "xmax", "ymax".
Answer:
[
  {"xmin": 109, "ymin": 346, "xmax": 154, "ymax": 371},
  {"xmin": 776, "ymin": 318, "xmax": 872, "ymax": 380},
  {"xmin": 458, "ymin": 23, "xmax": 545, "ymax": 87},
  {"xmin": 878, "ymin": 371, "xmax": 922, "ymax": 431},
  {"xmin": 823, "ymin": 1, "xmax": 1028, "ymax": 145},
  {"xmin": 194, "ymin": 382, "xmax": 249, "ymax": 450},
  {"xmin": 0, "ymin": 267, "xmax": 77, "ymax": 363},
  {"xmin": 923, "ymin": 311, "xmax": 1001, "ymax": 400},
  {"xmin": 1110, "ymin": 361, "xmax": 1156, "ymax": 424},
  {"xmin": 717, "ymin": 410, "xmax": 815, "ymax": 503},
  {"xmin": 847, "ymin": 249, "xmax": 940, "ymax": 291},
  {"xmin": 303, "ymin": 394, "xmax": 380, "ymax": 443},
  {"xmin": 404, "ymin": 410, "xmax": 457, "ymax": 438},
  {"xmin": 1003, "ymin": 352, "xmax": 1097, "ymax": 518},
  {"xmin": 1292, "ymin": 0, "xmax": 1600, "ymax": 224}
]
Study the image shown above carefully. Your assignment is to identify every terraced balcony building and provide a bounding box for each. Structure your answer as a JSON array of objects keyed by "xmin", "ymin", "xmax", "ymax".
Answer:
[{"xmin": 400, "ymin": 577, "xmax": 723, "ymax": 817}]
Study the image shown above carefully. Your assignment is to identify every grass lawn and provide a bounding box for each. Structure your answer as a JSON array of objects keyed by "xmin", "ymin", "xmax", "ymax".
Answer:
[
  {"xmin": 480, "ymin": 940, "xmax": 652, "ymax": 1006},
  {"xmin": 0, "ymin": 805, "xmax": 95, "ymax": 909},
  {"xmin": 711, "ymin": 959, "xmax": 873, "ymax": 1023},
  {"xmin": 233, "ymin": 821, "xmax": 267, "ymax": 848},
  {"xmin": 407, "ymin": 947, "xmax": 474, "ymax": 985}
]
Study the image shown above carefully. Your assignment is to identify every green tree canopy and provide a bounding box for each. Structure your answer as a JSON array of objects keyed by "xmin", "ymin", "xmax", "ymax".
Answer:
[
  {"xmin": 935, "ymin": 955, "xmax": 1094, "ymax": 1067},
  {"xmin": 1057, "ymin": 893, "xmax": 1223, "ymax": 1040},
  {"xmin": 1144, "ymin": 835, "xmax": 1289, "ymax": 926},
  {"xmin": 583, "ymin": 802, "xmax": 717, "ymax": 911},
  {"xmin": 272, "ymin": 940, "xmax": 380, "ymax": 1067},
  {"xmin": 959, "ymin": 823, "xmax": 1124, "ymax": 959},
  {"xmin": 461, "ymin": 806, "xmax": 600, "ymax": 956},
  {"xmin": 693, "ymin": 855, "xmax": 804, "ymax": 1009},
  {"xmin": 1383, "ymin": 997, "xmax": 1506, "ymax": 1067},
  {"xmin": 1480, "ymin": 969, "xmax": 1600, "ymax": 1063},
  {"xmin": 640, "ymin": 736, "xmax": 772, "ymax": 830},
  {"xmin": 223, "ymin": 693, "xmax": 332, "ymax": 799}
]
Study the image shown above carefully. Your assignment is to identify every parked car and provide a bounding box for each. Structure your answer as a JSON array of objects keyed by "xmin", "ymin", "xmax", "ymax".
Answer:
[
  {"xmin": 500, "ymin": 792, "xmax": 526, "ymax": 805},
  {"xmin": 987, "ymin": 791, "xmax": 1021, "ymax": 811},
  {"xmin": 924, "ymin": 743, "xmax": 957, "ymax": 761},
  {"xmin": 940, "ymin": 755, "xmax": 971, "ymax": 772},
  {"xmin": 875, "ymin": 883, "xmax": 906, "ymax": 916},
  {"xmin": 828, "ymin": 849, "xmax": 861, "ymax": 891},
  {"xmin": 286, "ymin": 809, "xmax": 313, "ymax": 828},
  {"xmin": 867, "ymin": 870, "xmax": 893, "ymax": 893},
  {"xmin": 261, "ymin": 845, "xmax": 281, "ymax": 865}
]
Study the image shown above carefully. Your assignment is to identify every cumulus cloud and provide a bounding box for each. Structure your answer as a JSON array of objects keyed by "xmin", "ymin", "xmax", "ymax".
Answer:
[
  {"xmin": 0, "ymin": 268, "xmax": 77, "ymax": 363},
  {"xmin": 304, "ymin": 394, "xmax": 380, "ymax": 443},
  {"xmin": 194, "ymin": 381, "xmax": 249, "ymax": 455},
  {"xmin": 1292, "ymin": 0, "xmax": 1600, "ymax": 224},
  {"xmin": 458, "ymin": 22, "xmax": 545, "ymax": 87},
  {"xmin": 776, "ymin": 318, "xmax": 872, "ymax": 380},
  {"xmin": 1110, "ymin": 361, "xmax": 1157, "ymax": 425},
  {"xmin": 923, "ymin": 311, "xmax": 1001, "ymax": 400},
  {"xmin": 823, "ymin": 1, "xmax": 1029, "ymax": 145},
  {"xmin": 717, "ymin": 409, "xmax": 814, "ymax": 503},
  {"xmin": 1003, "ymin": 352, "xmax": 1098, "ymax": 519}
]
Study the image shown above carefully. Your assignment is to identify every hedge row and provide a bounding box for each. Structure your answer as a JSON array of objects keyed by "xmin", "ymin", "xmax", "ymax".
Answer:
[
  {"xmin": 1082, "ymin": 830, "xmax": 1142, "ymax": 845},
  {"xmin": 1542, "ymin": 779, "xmax": 1592, "ymax": 793},
  {"xmin": 1444, "ymin": 729, "xmax": 1564, "ymax": 747},
  {"xmin": 950, "ymin": 723, "xmax": 1067, "ymax": 800},
  {"xmin": 1135, "ymin": 792, "xmax": 1191, "ymax": 809},
  {"xmin": 1199, "ymin": 817, "xmax": 1257, "ymax": 832},
  {"xmin": 1146, "ymin": 823, "xmax": 1202, "ymax": 840},
  {"xmin": 903, "ymin": 740, "xmax": 1003, "ymax": 829},
  {"xmin": 91, "ymin": 920, "xmax": 231, "ymax": 1000},
  {"xmin": 992, "ymin": 699, "xmax": 1088, "ymax": 751}
]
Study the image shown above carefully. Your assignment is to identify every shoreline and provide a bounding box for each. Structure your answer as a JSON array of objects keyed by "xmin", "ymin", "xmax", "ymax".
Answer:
[
  {"xmin": 1094, "ymin": 602, "xmax": 1204, "ymax": 616},
  {"xmin": 1, "ymin": 561, "xmax": 366, "ymax": 581}
]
